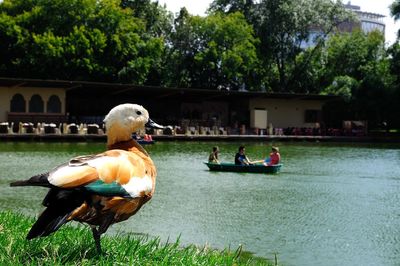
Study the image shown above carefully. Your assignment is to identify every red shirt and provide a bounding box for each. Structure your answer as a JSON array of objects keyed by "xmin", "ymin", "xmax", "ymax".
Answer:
[{"xmin": 268, "ymin": 152, "xmax": 281, "ymax": 165}]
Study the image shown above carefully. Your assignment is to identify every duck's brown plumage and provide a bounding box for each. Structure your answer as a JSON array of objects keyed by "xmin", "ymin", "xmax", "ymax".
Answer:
[
  {"xmin": 10, "ymin": 104, "xmax": 161, "ymax": 253},
  {"xmin": 67, "ymin": 140, "xmax": 156, "ymax": 226}
]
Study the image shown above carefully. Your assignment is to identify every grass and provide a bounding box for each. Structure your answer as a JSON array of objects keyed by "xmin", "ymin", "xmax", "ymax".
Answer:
[{"xmin": 0, "ymin": 211, "xmax": 273, "ymax": 265}]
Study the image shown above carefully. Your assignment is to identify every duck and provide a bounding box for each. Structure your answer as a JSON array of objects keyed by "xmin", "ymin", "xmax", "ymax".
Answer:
[{"xmin": 10, "ymin": 103, "xmax": 163, "ymax": 253}]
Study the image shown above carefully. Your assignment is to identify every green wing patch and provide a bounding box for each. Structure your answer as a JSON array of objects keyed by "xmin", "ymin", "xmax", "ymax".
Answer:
[{"xmin": 85, "ymin": 180, "xmax": 130, "ymax": 197}]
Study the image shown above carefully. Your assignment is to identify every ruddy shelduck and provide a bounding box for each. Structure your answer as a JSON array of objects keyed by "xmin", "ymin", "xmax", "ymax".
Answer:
[{"xmin": 10, "ymin": 103, "xmax": 163, "ymax": 253}]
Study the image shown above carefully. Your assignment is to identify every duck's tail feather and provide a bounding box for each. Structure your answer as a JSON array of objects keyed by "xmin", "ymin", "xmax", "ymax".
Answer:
[
  {"xmin": 27, "ymin": 208, "xmax": 71, "ymax": 239},
  {"xmin": 27, "ymin": 188, "xmax": 87, "ymax": 239},
  {"xmin": 10, "ymin": 173, "xmax": 50, "ymax": 187}
]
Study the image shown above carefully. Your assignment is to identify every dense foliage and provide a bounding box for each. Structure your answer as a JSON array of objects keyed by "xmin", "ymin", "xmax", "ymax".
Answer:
[
  {"xmin": 0, "ymin": 0, "xmax": 399, "ymax": 127},
  {"xmin": 163, "ymin": 9, "xmax": 260, "ymax": 90},
  {"xmin": 0, "ymin": 0, "xmax": 164, "ymax": 83},
  {"xmin": 391, "ymin": 0, "xmax": 400, "ymax": 38},
  {"xmin": 209, "ymin": 0, "xmax": 354, "ymax": 92}
]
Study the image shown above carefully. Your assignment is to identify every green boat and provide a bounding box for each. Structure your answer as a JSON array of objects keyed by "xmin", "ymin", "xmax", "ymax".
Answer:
[{"xmin": 204, "ymin": 162, "xmax": 282, "ymax": 174}]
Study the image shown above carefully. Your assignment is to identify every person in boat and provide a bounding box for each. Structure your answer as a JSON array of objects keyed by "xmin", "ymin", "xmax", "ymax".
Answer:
[
  {"xmin": 208, "ymin": 146, "xmax": 220, "ymax": 164},
  {"xmin": 235, "ymin": 146, "xmax": 252, "ymax": 165},
  {"xmin": 263, "ymin": 146, "xmax": 281, "ymax": 166},
  {"xmin": 143, "ymin": 134, "xmax": 153, "ymax": 141}
]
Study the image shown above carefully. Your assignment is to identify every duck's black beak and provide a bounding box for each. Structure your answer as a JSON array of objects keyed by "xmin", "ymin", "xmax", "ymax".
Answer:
[{"xmin": 145, "ymin": 118, "xmax": 164, "ymax": 129}]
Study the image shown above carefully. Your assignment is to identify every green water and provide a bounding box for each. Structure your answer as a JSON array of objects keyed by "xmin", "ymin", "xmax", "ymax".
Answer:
[{"xmin": 1, "ymin": 141, "xmax": 400, "ymax": 266}]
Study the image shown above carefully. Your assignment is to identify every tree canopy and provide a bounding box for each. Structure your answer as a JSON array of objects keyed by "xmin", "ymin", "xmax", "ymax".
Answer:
[
  {"xmin": 0, "ymin": 0, "xmax": 164, "ymax": 83},
  {"xmin": 391, "ymin": 0, "xmax": 400, "ymax": 38},
  {"xmin": 320, "ymin": 30, "xmax": 396, "ymax": 127},
  {"xmin": 209, "ymin": 0, "xmax": 354, "ymax": 92},
  {"xmin": 164, "ymin": 10, "xmax": 260, "ymax": 90}
]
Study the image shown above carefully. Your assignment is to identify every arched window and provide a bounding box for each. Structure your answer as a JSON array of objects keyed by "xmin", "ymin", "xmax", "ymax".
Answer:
[
  {"xmin": 29, "ymin": 94, "xmax": 44, "ymax": 113},
  {"xmin": 10, "ymin": 94, "xmax": 26, "ymax": 112},
  {"xmin": 47, "ymin": 95, "xmax": 61, "ymax": 113}
]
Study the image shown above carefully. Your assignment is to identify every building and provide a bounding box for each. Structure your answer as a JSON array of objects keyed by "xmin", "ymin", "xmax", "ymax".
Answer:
[
  {"xmin": 302, "ymin": 2, "xmax": 386, "ymax": 48},
  {"xmin": 341, "ymin": 1, "xmax": 385, "ymax": 34},
  {"xmin": 0, "ymin": 78, "xmax": 338, "ymax": 135},
  {"xmin": 0, "ymin": 79, "xmax": 67, "ymax": 125}
]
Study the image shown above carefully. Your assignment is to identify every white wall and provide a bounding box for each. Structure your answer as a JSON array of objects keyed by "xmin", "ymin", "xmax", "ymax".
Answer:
[{"xmin": 249, "ymin": 98, "xmax": 324, "ymax": 128}]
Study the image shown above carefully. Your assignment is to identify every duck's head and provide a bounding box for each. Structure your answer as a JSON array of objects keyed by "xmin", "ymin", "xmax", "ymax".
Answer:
[{"xmin": 104, "ymin": 104, "xmax": 162, "ymax": 145}]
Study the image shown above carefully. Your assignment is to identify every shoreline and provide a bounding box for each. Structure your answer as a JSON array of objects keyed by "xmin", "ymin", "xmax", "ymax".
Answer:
[{"xmin": 1, "ymin": 133, "xmax": 399, "ymax": 143}]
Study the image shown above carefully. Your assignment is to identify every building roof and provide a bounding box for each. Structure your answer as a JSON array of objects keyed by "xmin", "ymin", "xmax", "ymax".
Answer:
[{"xmin": 0, "ymin": 77, "xmax": 339, "ymax": 102}]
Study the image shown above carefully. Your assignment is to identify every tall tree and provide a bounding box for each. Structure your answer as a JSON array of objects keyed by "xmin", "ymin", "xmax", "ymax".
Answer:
[
  {"xmin": 209, "ymin": 0, "xmax": 354, "ymax": 92},
  {"xmin": 0, "ymin": 0, "xmax": 163, "ymax": 84},
  {"xmin": 164, "ymin": 10, "xmax": 260, "ymax": 90},
  {"xmin": 162, "ymin": 8, "xmax": 198, "ymax": 88},
  {"xmin": 387, "ymin": 43, "xmax": 400, "ymax": 127},
  {"xmin": 391, "ymin": 0, "xmax": 400, "ymax": 38},
  {"xmin": 321, "ymin": 30, "xmax": 395, "ymax": 127},
  {"xmin": 120, "ymin": 0, "xmax": 173, "ymax": 38},
  {"xmin": 208, "ymin": 0, "xmax": 256, "ymax": 24},
  {"xmin": 255, "ymin": 0, "xmax": 353, "ymax": 92},
  {"xmin": 323, "ymin": 31, "xmax": 387, "ymax": 84},
  {"xmin": 119, "ymin": 0, "xmax": 173, "ymax": 85}
]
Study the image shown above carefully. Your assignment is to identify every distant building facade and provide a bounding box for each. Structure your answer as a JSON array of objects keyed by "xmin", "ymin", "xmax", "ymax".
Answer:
[
  {"xmin": 341, "ymin": 1, "xmax": 385, "ymax": 34},
  {"xmin": 302, "ymin": 1, "xmax": 386, "ymax": 48},
  {"xmin": 0, "ymin": 81, "xmax": 66, "ymax": 125}
]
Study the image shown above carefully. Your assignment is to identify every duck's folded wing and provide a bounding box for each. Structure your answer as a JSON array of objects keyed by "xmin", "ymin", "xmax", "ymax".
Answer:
[{"xmin": 48, "ymin": 150, "xmax": 153, "ymax": 198}]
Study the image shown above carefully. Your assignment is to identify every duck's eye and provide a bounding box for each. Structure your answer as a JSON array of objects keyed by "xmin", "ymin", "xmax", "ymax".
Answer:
[{"xmin": 136, "ymin": 110, "xmax": 142, "ymax": 115}]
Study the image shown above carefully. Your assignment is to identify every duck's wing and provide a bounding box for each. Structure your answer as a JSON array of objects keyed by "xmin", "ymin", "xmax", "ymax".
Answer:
[
  {"xmin": 15, "ymin": 149, "xmax": 155, "ymax": 240},
  {"xmin": 12, "ymin": 149, "xmax": 155, "ymax": 198}
]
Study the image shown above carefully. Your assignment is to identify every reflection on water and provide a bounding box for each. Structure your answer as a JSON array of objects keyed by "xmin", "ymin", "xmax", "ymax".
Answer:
[{"xmin": 1, "ymin": 141, "xmax": 400, "ymax": 266}]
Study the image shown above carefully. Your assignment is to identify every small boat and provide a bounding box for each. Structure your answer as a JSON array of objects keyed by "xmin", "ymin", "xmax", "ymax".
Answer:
[
  {"xmin": 132, "ymin": 134, "xmax": 155, "ymax": 144},
  {"xmin": 137, "ymin": 139, "xmax": 155, "ymax": 145},
  {"xmin": 204, "ymin": 162, "xmax": 282, "ymax": 174}
]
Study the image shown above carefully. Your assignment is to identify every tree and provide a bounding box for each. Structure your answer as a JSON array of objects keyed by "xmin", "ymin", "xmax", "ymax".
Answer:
[
  {"xmin": 321, "ymin": 75, "xmax": 359, "ymax": 102},
  {"xmin": 118, "ymin": 0, "xmax": 174, "ymax": 85},
  {"xmin": 120, "ymin": 0, "xmax": 173, "ymax": 38},
  {"xmin": 387, "ymin": 43, "xmax": 400, "ymax": 127},
  {"xmin": 257, "ymin": 0, "xmax": 354, "ymax": 92},
  {"xmin": 321, "ymin": 30, "xmax": 396, "ymax": 127},
  {"xmin": 323, "ymin": 31, "xmax": 387, "ymax": 83},
  {"xmin": 164, "ymin": 10, "xmax": 260, "ymax": 90},
  {"xmin": 209, "ymin": 0, "xmax": 354, "ymax": 92},
  {"xmin": 0, "ymin": 11, "xmax": 26, "ymax": 75},
  {"xmin": 193, "ymin": 12, "xmax": 260, "ymax": 90},
  {"xmin": 208, "ymin": 0, "xmax": 256, "ymax": 24},
  {"xmin": 391, "ymin": 0, "xmax": 400, "ymax": 38},
  {"xmin": 388, "ymin": 43, "xmax": 400, "ymax": 83},
  {"xmin": 162, "ymin": 8, "xmax": 198, "ymax": 88},
  {"xmin": 0, "ymin": 0, "xmax": 163, "ymax": 84}
]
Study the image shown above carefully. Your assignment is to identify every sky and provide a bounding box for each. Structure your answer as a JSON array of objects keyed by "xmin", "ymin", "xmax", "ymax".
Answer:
[{"xmin": 157, "ymin": 0, "xmax": 400, "ymax": 45}]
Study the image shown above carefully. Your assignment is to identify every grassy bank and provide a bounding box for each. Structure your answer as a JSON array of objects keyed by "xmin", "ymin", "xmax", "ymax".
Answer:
[{"xmin": 0, "ymin": 211, "xmax": 272, "ymax": 265}]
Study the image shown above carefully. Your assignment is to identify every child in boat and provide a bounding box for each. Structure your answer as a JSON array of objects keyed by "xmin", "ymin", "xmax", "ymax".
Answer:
[
  {"xmin": 263, "ymin": 146, "xmax": 281, "ymax": 166},
  {"xmin": 208, "ymin": 146, "xmax": 220, "ymax": 164}
]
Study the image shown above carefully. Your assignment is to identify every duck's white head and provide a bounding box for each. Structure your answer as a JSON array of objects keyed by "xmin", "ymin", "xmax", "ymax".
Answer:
[{"xmin": 104, "ymin": 104, "xmax": 150, "ymax": 145}]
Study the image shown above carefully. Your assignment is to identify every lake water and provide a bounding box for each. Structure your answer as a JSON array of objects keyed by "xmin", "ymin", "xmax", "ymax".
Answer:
[{"xmin": 0, "ymin": 141, "xmax": 399, "ymax": 266}]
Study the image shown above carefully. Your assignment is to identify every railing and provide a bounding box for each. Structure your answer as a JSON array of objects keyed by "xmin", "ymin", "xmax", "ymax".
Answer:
[{"xmin": 0, "ymin": 120, "xmax": 367, "ymax": 137}]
